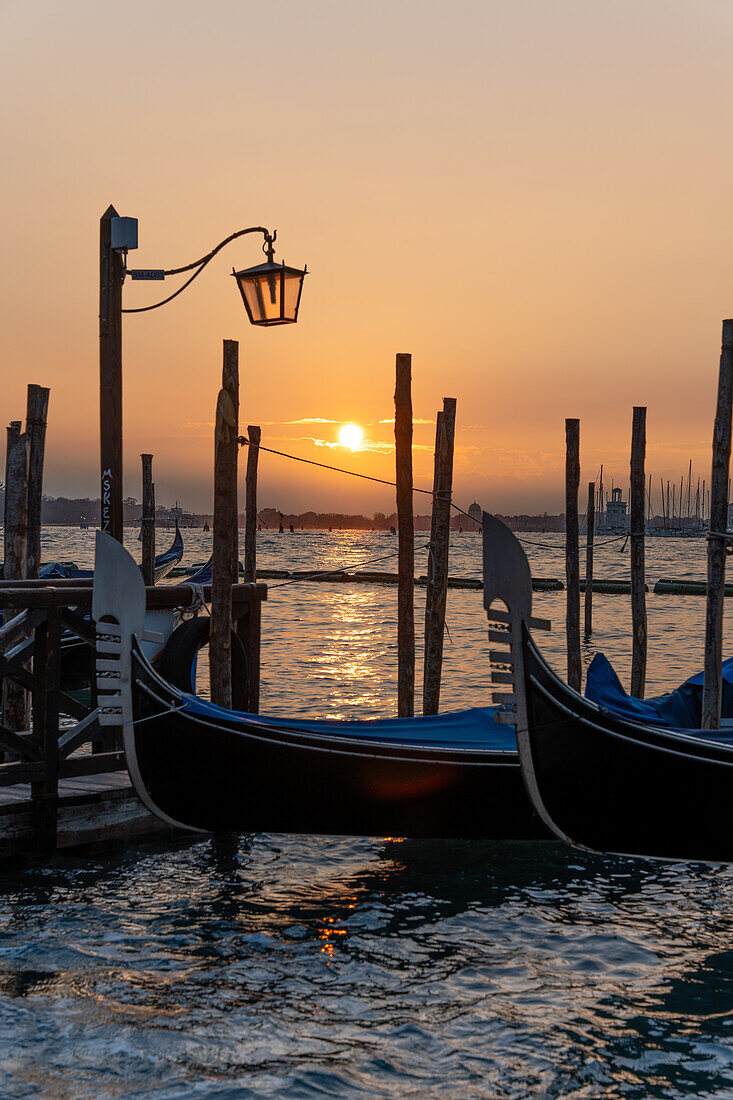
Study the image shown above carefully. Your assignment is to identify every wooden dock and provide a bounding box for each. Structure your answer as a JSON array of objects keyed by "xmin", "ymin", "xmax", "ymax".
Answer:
[{"xmin": 0, "ymin": 770, "xmax": 174, "ymax": 858}]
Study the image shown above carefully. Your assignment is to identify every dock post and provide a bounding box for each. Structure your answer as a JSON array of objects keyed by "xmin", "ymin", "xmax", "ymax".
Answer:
[
  {"xmin": 703, "ymin": 320, "xmax": 733, "ymax": 729},
  {"xmin": 3, "ymin": 421, "xmax": 29, "ymax": 732},
  {"xmin": 30, "ymin": 604, "xmax": 60, "ymax": 854},
  {"xmin": 630, "ymin": 406, "xmax": 647, "ymax": 698},
  {"xmin": 25, "ymin": 385, "xmax": 49, "ymax": 580},
  {"xmin": 140, "ymin": 454, "xmax": 155, "ymax": 586},
  {"xmin": 584, "ymin": 480, "xmax": 594, "ymax": 636},
  {"xmin": 395, "ymin": 353, "xmax": 414, "ymax": 717},
  {"xmin": 423, "ymin": 397, "xmax": 456, "ymax": 714},
  {"xmin": 565, "ymin": 418, "xmax": 581, "ymax": 691},
  {"xmin": 210, "ymin": 340, "xmax": 239, "ymax": 709},
  {"xmin": 243, "ymin": 425, "xmax": 261, "ymax": 583}
]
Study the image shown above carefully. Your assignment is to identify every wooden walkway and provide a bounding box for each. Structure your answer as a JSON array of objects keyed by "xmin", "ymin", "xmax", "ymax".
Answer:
[{"xmin": 0, "ymin": 771, "xmax": 175, "ymax": 858}]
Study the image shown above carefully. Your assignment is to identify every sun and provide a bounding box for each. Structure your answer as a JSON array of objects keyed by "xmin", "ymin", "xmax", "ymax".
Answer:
[{"xmin": 338, "ymin": 423, "xmax": 364, "ymax": 451}]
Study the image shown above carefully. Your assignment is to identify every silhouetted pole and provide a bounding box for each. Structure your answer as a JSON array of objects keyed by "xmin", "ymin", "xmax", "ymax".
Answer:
[
  {"xmin": 140, "ymin": 453, "xmax": 155, "ymax": 586},
  {"xmin": 210, "ymin": 340, "xmax": 239, "ymax": 708},
  {"xmin": 99, "ymin": 205, "xmax": 124, "ymax": 542},
  {"xmin": 244, "ymin": 425, "xmax": 261, "ymax": 583},
  {"xmin": 423, "ymin": 397, "xmax": 457, "ymax": 714},
  {"xmin": 565, "ymin": 419, "xmax": 581, "ymax": 691},
  {"xmin": 3, "ymin": 421, "xmax": 28, "ymax": 730},
  {"xmin": 25, "ymin": 385, "xmax": 49, "ymax": 579},
  {"xmin": 584, "ymin": 481, "xmax": 594, "ymax": 636},
  {"xmin": 703, "ymin": 321, "xmax": 733, "ymax": 729},
  {"xmin": 395, "ymin": 353, "xmax": 414, "ymax": 717},
  {"xmin": 630, "ymin": 406, "xmax": 647, "ymax": 698}
]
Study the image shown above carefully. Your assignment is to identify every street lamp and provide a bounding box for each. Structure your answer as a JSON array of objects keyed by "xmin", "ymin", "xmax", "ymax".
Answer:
[{"xmin": 99, "ymin": 205, "xmax": 307, "ymax": 542}]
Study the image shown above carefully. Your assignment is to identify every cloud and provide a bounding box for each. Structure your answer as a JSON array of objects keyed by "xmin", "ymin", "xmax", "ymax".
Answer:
[{"xmin": 378, "ymin": 417, "xmax": 435, "ymax": 425}]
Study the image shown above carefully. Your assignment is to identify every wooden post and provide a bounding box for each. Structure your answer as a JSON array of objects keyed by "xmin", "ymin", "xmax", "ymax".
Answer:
[
  {"xmin": 703, "ymin": 320, "xmax": 733, "ymax": 729},
  {"xmin": 244, "ymin": 425, "xmax": 261, "ymax": 583},
  {"xmin": 99, "ymin": 205, "xmax": 124, "ymax": 542},
  {"xmin": 3, "ymin": 421, "xmax": 29, "ymax": 731},
  {"xmin": 395, "ymin": 353, "xmax": 414, "ymax": 717},
  {"xmin": 140, "ymin": 453, "xmax": 155, "ymax": 586},
  {"xmin": 210, "ymin": 340, "xmax": 239, "ymax": 708},
  {"xmin": 630, "ymin": 406, "xmax": 647, "ymax": 698},
  {"xmin": 423, "ymin": 397, "xmax": 456, "ymax": 714},
  {"xmin": 25, "ymin": 385, "xmax": 49, "ymax": 579},
  {"xmin": 565, "ymin": 418, "xmax": 581, "ymax": 691},
  {"xmin": 30, "ymin": 604, "xmax": 61, "ymax": 853},
  {"xmin": 584, "ymin": 481, "xmax": 594, "ymax": 636}
]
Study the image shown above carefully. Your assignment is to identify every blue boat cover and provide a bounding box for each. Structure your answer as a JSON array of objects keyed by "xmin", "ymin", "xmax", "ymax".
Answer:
[
  {"xmin": 585, "ymin": 652, "xmax": 733, "ymax": 734},
  {"xmin": 181, "ymin": 693, "xmax": 517, "ymax": 752}
]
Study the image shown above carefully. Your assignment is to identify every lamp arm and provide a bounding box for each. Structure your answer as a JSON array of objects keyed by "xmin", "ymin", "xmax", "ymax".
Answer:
[{"xmin": 123, "ymin": 226, "xmax": 275, "ymax": 315}]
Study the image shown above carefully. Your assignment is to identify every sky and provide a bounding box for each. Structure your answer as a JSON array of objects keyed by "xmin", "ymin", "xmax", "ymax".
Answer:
[{"xmin": 3, "ymin": 0, "xmax": 733, "ymax": 517}]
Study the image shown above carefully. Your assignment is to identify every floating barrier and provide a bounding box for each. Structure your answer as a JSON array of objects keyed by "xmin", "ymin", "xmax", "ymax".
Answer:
[{"xmin": 654, "ymin": 577, "xmax": 733, "ymax": 596}]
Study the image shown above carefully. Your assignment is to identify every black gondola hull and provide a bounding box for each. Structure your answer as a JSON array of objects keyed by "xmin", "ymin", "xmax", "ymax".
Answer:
[
  {"xmin": 523, "ymin": 635, "xmax": 733, "ymax": 862},
  {"xmin": 131, "ymin": 651, "xmax": 548, "ymax": 840}
]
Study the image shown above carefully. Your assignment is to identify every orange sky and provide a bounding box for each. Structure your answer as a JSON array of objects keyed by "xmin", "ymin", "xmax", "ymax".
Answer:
[{"xmin": 3, "ymin": 1, "xmax": 733, "ymax": 516}]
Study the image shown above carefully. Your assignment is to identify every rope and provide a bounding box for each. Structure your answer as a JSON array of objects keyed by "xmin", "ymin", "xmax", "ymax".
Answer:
[{"xmin": 239, "ymin": 436, "xmax": 479, "ymax": 525}]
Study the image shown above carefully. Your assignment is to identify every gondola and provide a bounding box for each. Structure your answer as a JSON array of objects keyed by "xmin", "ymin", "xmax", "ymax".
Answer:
[
  {"xmin": 481, "ymin": 511, "xmax": 733, "ymax": 864},
  {"xmin": 39, "ymin": 524, "xmax": 184, "ymax": 582},
  {"xmin": 92, "ymin": 531, "xmax": 548, "ymax": 839}
]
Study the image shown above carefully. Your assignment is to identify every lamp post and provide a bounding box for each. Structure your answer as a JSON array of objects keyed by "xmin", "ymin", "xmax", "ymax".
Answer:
[{"xmin": 98, "ymin": 205, "xmax": 307, "ymax": 542}]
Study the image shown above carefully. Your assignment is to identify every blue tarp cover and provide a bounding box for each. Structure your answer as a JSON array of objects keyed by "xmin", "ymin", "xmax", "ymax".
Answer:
[
  {"xmin": 585, "ymin": 652, "xmax": 733, "ymax": 734},
  {"xmin": 182, "ymin": 694, "xmax": 517, "ymax": 752}
]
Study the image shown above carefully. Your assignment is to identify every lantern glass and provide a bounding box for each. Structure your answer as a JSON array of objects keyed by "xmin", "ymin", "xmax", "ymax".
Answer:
[{"xmin": 232, "ymin": 261, "xmax": 306, "ymax": 325}]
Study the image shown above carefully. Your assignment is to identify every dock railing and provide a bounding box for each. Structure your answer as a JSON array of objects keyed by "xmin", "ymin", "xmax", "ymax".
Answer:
[{"xmin": 0, "ymin": 580, "xmax": 266, "ymax": 853}]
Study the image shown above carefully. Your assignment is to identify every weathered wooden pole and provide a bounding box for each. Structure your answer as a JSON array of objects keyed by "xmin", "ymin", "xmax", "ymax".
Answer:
[
  {"xmin": 630, "ymin": 406, "xmax": 647, "ymax": 698},
  {"xmin": 395, "ymin": 353, "xmax": 414, "ymax": 717},
  {"xmin": 210, "ymin": 340, "xmax": 239, "ymax": 708},
  {"xmin": 3, "ymin": 421, "xmax": 29, "ymax": 731},
  {"xmin": 99, "ymin": 205, "xmax": 124, "ymax": 542},
  {"xmin": 423, "ymin": 397, "xmax": 457, "ymax": 714},
  {"xmin": 565, "ymin": 418, "xmax": 581, "ymax": 691},
  {"xmin": 243, "ymin": 425, "xmax": 261, "ymax": 583},
  {"xmin": 25, "ymin": 385, "xmax": 49, "ymax": 579},
  {"xmin": 140, "ymin": 453, "xmax": 155, "ymax": 586},
  {"xmin": 584, "ymin": 481, "xmax": 595, "ymax": 636},
  {"xmin": 702, "ymin": 320, "xmax": 733, "ymax": 729}
]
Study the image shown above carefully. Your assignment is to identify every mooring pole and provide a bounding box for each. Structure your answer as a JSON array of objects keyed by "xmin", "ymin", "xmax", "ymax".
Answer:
[
  {"xmin": 630, "ymin": 406, "xmax": 647, "ymax": 698},
  {"xmin": 99, "ymin": 205, "xmax": 124, "ymax": 542},
  {"xmin": 210, "ymin": 340, "xmax": 239, "ymax": 708},
  {"xmin": 3, "ymin": 421, "xmax": 29, "ymax": 731},
  {"xmin": 584, "ymin": 480, "xmax": 595, "ymax": 636},
  {"xmin": 25, "ymin": 385, "xmax": 49, "ymax": 580},
  {"xmin": 423, "ymin": 397, "xmax": 457, "ymax": 715},
  {"xmin": 702, "ymin": 320, "xmax": 733, "ymax": 729},
  {"xmin": 395, "ymin": 353, "xmax": 415, "ymax": 717},
  {"xmin": 565, "ymin": 418, "xmax": 581, "ymax": 691},
  {"xmin": 244, "ymin": 425, "xmax": 261, "ymax": 584},
  {"xmin": 140, "ymin": 453, "xmax": 155, "ymax": 586}
]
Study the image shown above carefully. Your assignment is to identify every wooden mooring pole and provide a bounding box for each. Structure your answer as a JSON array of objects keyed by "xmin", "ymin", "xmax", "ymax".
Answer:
[
  {"xmin": 395, "ymin": 353, "xmax": 414, "ymax": 717},
  {"xmin": 702, "ymin": 320, "xmax": 733, "ymax": 729},
  {"xmin": 210, "ymin": 340, "xmax": 239, "ymax": 709},
  {"xmin": 584, "ymin": 481, "xmax": 594, "ymax": 636},
  {"xmin": 3, "ymin": 421, "xmax": 29, "ymax": 731},
  {"xmin": 630, "ymin": 406, "xmax": 647, "ymax": 698},
  {"xmin": 423, "ymin": 397, "xmax": 457, "ymax": 715},
  {"xmin": 244, "ymin": 425, "xmax": 261, "ymax": 583},
  {"xmin": 140, "ymin": 454, "xmax": 155, "ymax": 586},
  {"xmin": 25, "ymin": 385, "xmax": 49, "ymax": 580},
  {"xmin": 565, "ymin": 418, "xmax": 581, "ymax": 691}
]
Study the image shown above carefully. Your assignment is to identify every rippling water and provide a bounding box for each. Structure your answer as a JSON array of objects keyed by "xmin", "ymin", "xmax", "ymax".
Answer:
[{"xmin": 2, "ymin": 526, "xmax": 733, "ymax": 1097}]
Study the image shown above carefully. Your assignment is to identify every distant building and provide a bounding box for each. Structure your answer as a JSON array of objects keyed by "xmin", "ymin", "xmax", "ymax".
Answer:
[{"xmin": 602, "ymin": 487, "xmax": 628, "ymax": 532}]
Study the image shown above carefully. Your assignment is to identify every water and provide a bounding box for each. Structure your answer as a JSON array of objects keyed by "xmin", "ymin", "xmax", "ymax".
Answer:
[{"xmin": 2, "ymin": 527, "xmax": 733, "ymax": 1097}]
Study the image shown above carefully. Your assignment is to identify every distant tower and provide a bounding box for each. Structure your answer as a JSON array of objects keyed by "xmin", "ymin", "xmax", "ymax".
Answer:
[{"xmin": 605, "ymin": 487, "xmax": 628, "ymax": 532}]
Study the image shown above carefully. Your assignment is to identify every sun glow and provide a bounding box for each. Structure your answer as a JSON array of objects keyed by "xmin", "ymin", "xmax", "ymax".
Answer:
[{"xmin": 338, "ymin": 423, "xmax": 364, "ymax": 450}]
